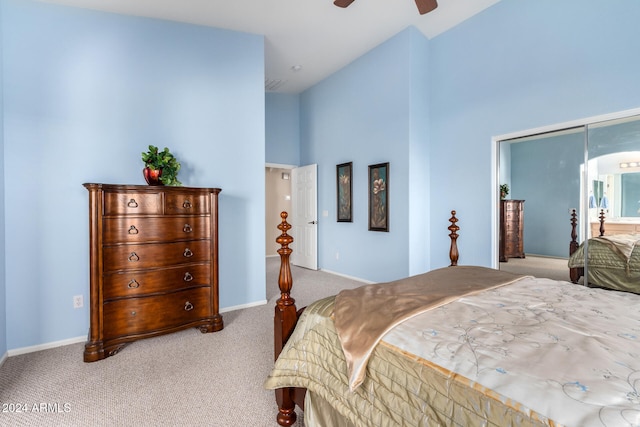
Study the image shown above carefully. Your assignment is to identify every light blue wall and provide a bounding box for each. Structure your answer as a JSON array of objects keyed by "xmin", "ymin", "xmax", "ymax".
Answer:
[
  {"xmin": 2, "ymin": 0, "xmax": 265, "ymax": 350},
  {"xmin": 510, "ymin": 132, "xmax": 583, "ymax": 257},
  {"xmin": 621, "ymin": 173, "xmax": 640, "ymax": 218},
  {"xmin": 588, "ymin": 118, "xmax": 640, "ymax": 159},
  {"xmin": 300, "ymin": 28, "xmax": 429, "ymax": 282},
  {"xmin": 407, "ymin": 28, "xmax": 430, "ymax": 275},
  {"xmin": 428, "ymin": 0, "xmax": 640, "ymax": 268},
  {"xmin": 0, "ymin": 0, "xmax": 7, "ymax": 357},
  {"xmin": 266, "ymin": 93, "xmax": 300, "ymax": 166}
]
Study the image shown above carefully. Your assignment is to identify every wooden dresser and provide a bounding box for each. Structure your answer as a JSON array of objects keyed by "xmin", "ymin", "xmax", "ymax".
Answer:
[
  {"xmin": 499, "ymin": 199, "xmax": 525, "ymax": 262},
  {"xmin": 83, "ymin": 183, "xmax": 223, "ymax": 362}
]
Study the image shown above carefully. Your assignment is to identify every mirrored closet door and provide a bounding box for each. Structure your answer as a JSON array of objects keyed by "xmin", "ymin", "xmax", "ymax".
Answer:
[{"xmin": 497, "ymin": 111, "xmax": 640, "ymax": 286}]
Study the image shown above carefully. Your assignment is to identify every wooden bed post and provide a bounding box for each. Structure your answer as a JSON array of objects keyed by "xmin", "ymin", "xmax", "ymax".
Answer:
[
  {"xmin": 448, "ymin": 210, "xmax": 459, "ymax": 266},
  {"xmin": 569, "ymin": 209, "xmax": 579, "ymax": 255},
  {"xmin": 598, "ymin": 209, "xmax": 606, "ymax": 236},
  {"xmin": 274, "ymin": 212, "xmax": 298, "ymax": 426},
  {"xmin": 569, "ymin": 209, "xmax": 582, "ymax": 283},
  {"xmin": 271, "ymin": 209, "xmax": 465, "ymax": 424}
]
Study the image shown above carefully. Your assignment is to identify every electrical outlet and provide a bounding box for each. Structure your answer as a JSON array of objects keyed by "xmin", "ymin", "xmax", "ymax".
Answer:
[
  {"xmin": 73, "ymin": 295, "xmax": 83, "ymax": 309},
  {"xmin": 336, "ymin": 252, "xmax": 340, "ymax": 260}
]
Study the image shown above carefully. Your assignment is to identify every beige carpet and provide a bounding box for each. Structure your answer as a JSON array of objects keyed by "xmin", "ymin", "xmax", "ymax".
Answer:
[
  {"xmin": 499, "ymin": 254, "xmax": 575, "ymax": 283},
  {"xmin": 0, "ymin": 258, "xmax": 364, "ymax": 427}
]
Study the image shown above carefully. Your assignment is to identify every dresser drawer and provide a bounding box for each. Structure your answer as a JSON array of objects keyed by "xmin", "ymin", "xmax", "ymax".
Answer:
[
  {"xmin": 103, "ymin": 216, "xmax": 210, "ymax": 244},
  {"xmin": 504, "ymin": 211, "xmax": 518, "ymax": 221},
  {"xmin": 103, "ymin": 240, "xmax": 210, "ymax": 272},
  {"xmin": 103, "ymin": 264, "xmax": 211, "ymax": 300},
  {"xmin": 104, "ymin": 192, "xmax": 162, "ymax": 215},
  {"xmin": 503, "ymin": 201, "xmax": 522, "ymax": 212},
  {"xmin": 165, "ymin": 193, "xmax": 210, "ymax": 215},
  {"xmin": 103, "ymin": 287, "xmax": 212, "ymax": 339},
  {"xmin": 504, "ymin": 222, "xmax": 520, "ymax": 232}
]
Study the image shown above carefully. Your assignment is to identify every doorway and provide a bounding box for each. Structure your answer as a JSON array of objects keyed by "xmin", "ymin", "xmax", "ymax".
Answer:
[
  {"xmin": 265, "ymin": 166, "xmax": 293, "ymax": 257},
  {"xmin": 290, "ymin": 164, "xmax": 318, "ymax": 270},
  {"xmin": 265, "ymin": 164, "xmax": 318, "ymax": 270}
]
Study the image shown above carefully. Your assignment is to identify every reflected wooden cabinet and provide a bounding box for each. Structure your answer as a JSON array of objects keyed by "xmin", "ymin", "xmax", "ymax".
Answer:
[
  {"xmin": 590, "ymin": 220, "xmax": 640, "ymax": 237},
  {"xmin": 499, "ymin": 200, "xmax": 525, "ymax": 262},
  {"xmin": 83, "ymin": 183, "xmax": 223, "ymax": 362}
]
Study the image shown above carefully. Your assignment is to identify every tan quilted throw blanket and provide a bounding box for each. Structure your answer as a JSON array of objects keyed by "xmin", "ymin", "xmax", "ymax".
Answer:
[
  {"xmin": 594, "ymin": 234, "xmax": 640, "ymax": 269},
  {"xmin": 333, "ymin": 266, "xmax": 527, "ymax": 391}
]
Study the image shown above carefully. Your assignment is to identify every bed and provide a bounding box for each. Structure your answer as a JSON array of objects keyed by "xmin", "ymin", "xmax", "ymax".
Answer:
[
  {"xmin": 265, "ymin": 211, "xmax": 640, "ymax": 426},
  {"xmin": 568, "ymin": 209, "xmax": 640, "ymax": 292}
]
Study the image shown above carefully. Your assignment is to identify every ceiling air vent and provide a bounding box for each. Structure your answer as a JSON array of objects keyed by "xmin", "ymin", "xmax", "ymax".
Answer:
[{"xmin": 265, "ymin": 79, "xmax": 286, "ymax": 91}]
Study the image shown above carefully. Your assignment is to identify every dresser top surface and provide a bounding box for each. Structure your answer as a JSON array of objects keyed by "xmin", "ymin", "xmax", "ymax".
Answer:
[{"xmin": 83, "ymin": 183, "xmax": 221, "ymax": 193}]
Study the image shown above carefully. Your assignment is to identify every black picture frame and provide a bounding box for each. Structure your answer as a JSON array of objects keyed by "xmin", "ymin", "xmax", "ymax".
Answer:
[
  {"xmin": 337, "ymin": 162, "xmax": 353, "ymax": 222},
  {"xmin": 368, "ymin": 162, "xmax": 389, "ymax": 232}
]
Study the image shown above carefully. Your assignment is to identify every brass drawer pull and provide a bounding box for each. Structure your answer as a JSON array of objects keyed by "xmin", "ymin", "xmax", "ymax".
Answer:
[
  {"xmin": 128, "ymin": 252, "xmax": 140, "ymax": 262},
  {"xmin": 183, "ymin": 248, "xmax": 193, "ymax": 258},
  {"xmin": 131, "ymin": 311, "xmax": 137, "ymax": 316},
  {"xmin": 184, "ymin": 301, "xmax": 194, "ymax": 311},
  {"xmin": 127, "ymin": 199, "xmax": 138, "ymax": 208},
  {"xmin": 127, "ymin": 279, "xmax": 140, "ymax": 289},
  {"xmin": 183, "ymin": 199, "xmax": 192, "ymax": 209},
  {"xmin": 128, "ymin": 225, "xmax": 139, "ymax": 235},
  {"xmin": 183, "ymin": 272, "xmax": 193, "ymax": 282},
  {"xmin": 183, "ymin": 224, "xmax": 192, "ymax": 233}
]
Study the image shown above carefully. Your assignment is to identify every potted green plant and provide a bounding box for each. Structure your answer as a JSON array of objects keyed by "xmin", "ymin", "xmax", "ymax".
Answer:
[
  {"xmin": 141, "ymin": 145, "xmax": 182, "ymax": 186},
  {"xmin": 500, "ymin": 183, "xmax": 509, "ymax": 200}
]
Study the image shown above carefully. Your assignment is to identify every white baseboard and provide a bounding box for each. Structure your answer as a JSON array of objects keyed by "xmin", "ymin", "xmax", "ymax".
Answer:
[
  {"xmin": 7, "ymin": 336, "xmax": 86, "ymax": 357},
  {"xmin": 220, "ymin": 299, "xmax": 267, "ymax": 313},
  {"xmin": 267, "ymin": 256, "xmax": 371, "ymax": 284},
  {"xmin": 0, "ymin": 351, "xmax": 7, "ymax": 368},
  {"xmin": 319, "ymin": 269, "xmax": 374, "ymax": 284},
  {"xmin": 523, "ymin": 253, "xmax": 569, "ymax": 260}
]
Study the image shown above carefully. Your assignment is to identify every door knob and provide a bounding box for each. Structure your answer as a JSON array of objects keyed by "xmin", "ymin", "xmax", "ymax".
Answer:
[{"xmin": 308, "ymin": 220, "xmax": 318, "ymax": 224}]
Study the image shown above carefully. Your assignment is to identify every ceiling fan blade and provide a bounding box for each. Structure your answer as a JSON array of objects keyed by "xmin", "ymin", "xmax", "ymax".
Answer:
[
  {"xmin": 334, "ymin": 0, "xmax": 356, "ymax": 8},
  {"xmin": 415, "ymin": 0, "xmax": 437, "ymax": 14}
]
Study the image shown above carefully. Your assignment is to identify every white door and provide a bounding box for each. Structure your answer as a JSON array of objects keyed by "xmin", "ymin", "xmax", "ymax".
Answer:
[{"xmin": 291, "ymin": 164, "xmax": 318, "ymax": 270}]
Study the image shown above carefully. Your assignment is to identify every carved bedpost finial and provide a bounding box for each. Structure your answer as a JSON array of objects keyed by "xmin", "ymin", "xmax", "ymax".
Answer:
[
  {"xmin": 569, "ymin": 209, "xmax": 581, "ymax": 283},
  {"xmin": 448, "ymin": 210, "xmax": 459, "ymax": 266},
  {"xmin": 598, "ymin": 209, "xmax": 606, "ymax": 236},
  {"xmin": 570, "ymin": 209, "xmax": 578, "ymax": 249},
  {"xmin": 276, "ymin": 212, "xmax": 295, "ymax": 306}
]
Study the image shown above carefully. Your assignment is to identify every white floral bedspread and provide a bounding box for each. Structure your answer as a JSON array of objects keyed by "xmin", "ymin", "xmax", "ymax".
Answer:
[{"xmin": 382, "ymin": 276, "xmax": 640, "ymax": 427}]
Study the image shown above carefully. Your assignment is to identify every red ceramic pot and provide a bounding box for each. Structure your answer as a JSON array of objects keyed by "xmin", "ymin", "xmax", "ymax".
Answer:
[{"xmin": 143, "ymin": 167, "xmax": 163, "ymax": 186}]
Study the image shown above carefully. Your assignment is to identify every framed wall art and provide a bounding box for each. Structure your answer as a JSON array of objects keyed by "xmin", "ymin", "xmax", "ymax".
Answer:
[
  {"xmin": 368, "ymin": 162, "xmax": 389, "ymax": 232},
  {"xmin": 337, "ymin": 162, "xmax": 352, "ymax": 222}
]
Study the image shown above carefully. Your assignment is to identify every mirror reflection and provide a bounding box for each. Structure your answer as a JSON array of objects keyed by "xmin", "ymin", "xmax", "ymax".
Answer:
[
  {"xmin": 498, "ymin": 127, "xmax": 582, "ymax": 282},
  {"xmin": 578, "ymin": 116, "xmax": 640, "ymax": 291},
  {"xmin": 587, "ymin": 153, "xmax": 640, "ymax": 223},
  {"xmin": 586, "ymin": 115, "xmax": 640, "ymax": 230},
  {"xmin": 498, "ymin": 113, "xmax": 640, "ymax": 289}
]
